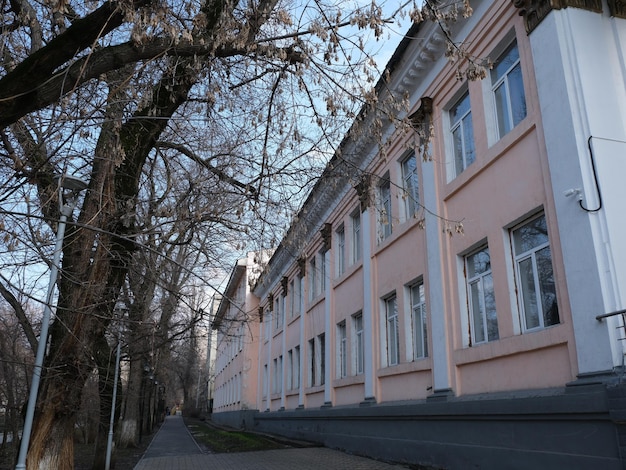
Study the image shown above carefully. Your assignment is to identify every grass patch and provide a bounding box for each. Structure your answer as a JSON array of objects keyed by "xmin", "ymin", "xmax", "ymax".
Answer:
[{"xmin": 186, "ymin": 419, "xmax": 288, "ymax": 453}]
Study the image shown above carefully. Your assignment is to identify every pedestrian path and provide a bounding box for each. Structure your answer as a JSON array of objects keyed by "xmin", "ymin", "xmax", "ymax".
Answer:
[{"xmin": 134, "ymin": 415, "xmax": 409, "ymax": 470}]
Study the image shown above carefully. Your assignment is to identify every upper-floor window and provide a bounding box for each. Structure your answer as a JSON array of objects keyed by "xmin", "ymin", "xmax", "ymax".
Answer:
[
  {"xmin": 350, "ymin": 209, "xmax": 361, "ymax": 263},
  {"xmin": 289, "ymin": 278, "xmax": 296, "ymax": 317},
  {"xmin": 512, "ymin": 213, "xmax": 559, "ymax": 331},
  {"xmin": 274, "ymin": 295, "xmax": 284, "ymax": 330},
  {"xmin": 309, "ymin": 257, "xmax": 317, "ymax": 301},
  {"xmin": 450, "ymin": 91, "xmax": 475, "ymax": 177},
  {"xmin": 336, "ymin": 224, "xmax": 345, "ymax": 277},
  {"xmin": 410, "ymin": 281, "xmax": 428, "ymax": 359},
  {"xmin": 492, "ymin": 41, "xmax": 526, "ymax": 139},
  {"xmin": 465, "ymin": 246, "xmax": 499, "ymax": 344},
  {"xmin": 378, "ymin": 174, "xmax": 392, "ymax": 241},
  {"xmin": 319, "ymin": 251, "xmax": 327, "ymax": 293},
  {"xmin": 401, "ymin": 151, "xmax": 419, "ymax": 219},
  {"xmin": 384, "ymin": 294, "xmax": 400, "ymax": 366}
]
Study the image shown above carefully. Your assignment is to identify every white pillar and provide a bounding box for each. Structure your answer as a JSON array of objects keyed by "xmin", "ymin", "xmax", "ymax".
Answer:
[
  {"xmin": 531, "ymin": 9, "xmax": 626, "ymax": 374},
  {"xmin": 361, "ymin": 207, "xmax": 376, "ymax": 401}
]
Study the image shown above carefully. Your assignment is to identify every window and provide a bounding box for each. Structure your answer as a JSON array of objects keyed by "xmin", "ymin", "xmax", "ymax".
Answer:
[
  {"xmin": 353, "ymin": 313, "xmax": 364, "ymax": 375},
  {"xmin": 309, "ymin": 257, "xmax": 316, "ymax": 301},
  {"xmin": 337, "ymin": 321, "xmax": 347, "ymax": 378},
  {"xmin": 291, "ymin": 274, "xmax": 303, "ymax": 316},
  {"xmin": 378, "ymin": 175, "xmax": 392, "ymax": 240},
  {"xmin": 401, "ymin": 152, "xmax": 419, "ymax": 219},
  {"xmin": 492, "ymin": 41, "xmax": 526, "ymax": 139},
  {"xmin": 293, "ymin": 345, "xmax": 300, "ymax": 389},
  {"xmin": 410, "ymin": 282, "xmax": 428, "ymax": 359},
  {"xmin": 450, "ymin": 91, "xmax": 475, "ymax": 177},
  {"xmin": 274, "ymin": 295, "xmax": 284, "ymax": 330},
  {"xmin": 263, "ymin": 364, "xmax": 268, "ymax": 398},
  {"xmin": 336, "ymin": 225, "xmax": 345, "ymax": 277},
  {"xmin": 351, "ymin": 210, "xmax": 361, "ymax": 263},
  {"xmin": 308, "ymin": 338, "xmax": 316, "ymax": 386},
  {"xmin": 272, "ymin": 358, "xmax": 279, "ymax": 394},
  {"xmin": 280, "ymin": 293, "xmax": 285, "ymax": 326},
  {"xmin": 318, "ymin": 333, "xmax": 325, "ymax": 385},
  {"xmin": 512, "ymin": 214, "xmax": 559, "ymax": 330},
  {"xmin": 287, "ymin": 350, "xmax": 293, "ymax": 390},
  {"xmin": 264, "ymin": 312, "xmax": 270, "ymax": 341},
  {"xmin": 384, "ymin": 295, "xmax": 400, "ymax": 366},
  {"xmin": 466, "ymin": 246, "xmax": 499, "ymax": 344},
  {"xmin": 319, "ymin": 252, "xmax": 326, "ymax": 293},
  {"xmin": 289, "ymin": 279, "xmax": 296, "ymax": 317}
]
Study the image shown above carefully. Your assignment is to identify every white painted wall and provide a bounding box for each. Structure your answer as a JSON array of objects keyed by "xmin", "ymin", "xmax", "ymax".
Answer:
[{"xmin": 532, "ymin": 10, "xmax": 626, "ymax": 373}]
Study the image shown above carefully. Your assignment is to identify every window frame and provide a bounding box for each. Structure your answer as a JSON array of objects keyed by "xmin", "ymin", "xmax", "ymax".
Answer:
[
  {"xmin": 350, "ymin": 209, "xmax": 362, "ymax": 264},
  {"xmin": 377, "ymin": 173, "xmax": 393, "ymax": 241},
  {"xmin": 337, "ymin": 321, "xmax": 347, "ymax": 378},
  {"xmin": 319, "ymin": 251, "xmax": 326, "ymax": 293},
  {"xmin": 511, "ymin": 213, "xmax": 559, "ymax": 332},
  {"xmin": 400, "ymin": 151, "xmax": 419, "ymax": 220},
  {"xmin": 308, "ymin": 257, "xmax": 316, "ymax": 301},
  {"xmin": 384, "ymin": 294, "xmax": 400, "ymax": 366},
  {"xmin": 293, "ymin": 345, "xmax": 301, "ymax": 389},
  {"xmin": 353, "ymin": 312, "xmax": 364, "ymax": 375},
  {"xmin": 308, "ymin": 338, "xmax": 316, "ymax": 387},
  {"xmin": 465, "ymin": 245, "xmax": 499, "ymax": 345},
  {"xmin": 336, "ymin": 224, "xmax": 346, "ymax": 277},
  {"xmin": 318, "ymin": 333, "xmax": 325, "ymax": 386},
  {"xmin": 409, "ymin": 281, "xmax": 428, "ymax": 360},
  {"xmin": 491, "ymin": 39, "xmax": 527, "ymax": 139},
  {"xmin": 449, "ymin": 90, "xmax": 476, "ymax": 178}
]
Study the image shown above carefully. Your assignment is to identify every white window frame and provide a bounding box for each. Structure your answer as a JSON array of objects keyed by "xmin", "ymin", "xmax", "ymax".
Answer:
[
  {"xmin": 308, "ymin": 257, "xmax": 316, "ymax": 301},
  {"xmin": 316, "ymin": 333, "xmax": 326, "ymax": 386},
  {"xmin": 272, "ymin": 358, "xmax": 279, "ymax": 394},
  {"xmin": 511, "ymin": 213, "xmax": 559, "ymax": 331},
  {"xmin": 293, "ymin": 345, "xmax": 301, "ymax": 389},
  {"xmin": 377, "ymin": 174, "xmax": 392, "ymax": 241},
  {"xmin": 353, "ymin": 313, "xmax": 364, "ymax": 375},
  {"xmin": 491, "ymin": 39, "xmax": 526, "ymax": 139},
  {"xmin": 336, "ymin": 224, "xmax": 346, "ymax": 277},
  {"xmin": 350, "ymin": 209, "xmax": 362, "ymax": 264},
  {"xmin": 409, "ymin": 281, "xmax": 428, "ymax": 359},
  {"xmin": 337, "ymin": 321, "xmax": 347, "ymax": 378},
  {"xmin": 308, "ymin": 338, "xmax": 316, "ymax": 387},
  {"xmin": 400, "ymin": 151, "xmax": 419, "ymax": 220},
  {"xmin": 289, "ymin": 278, "xmax": 296, "ymax": 317},
  {"xmin": 287, "ymin": 349, "xmax": 293, "ymax": 390},
  {"xmin": 449, "ymin": 90, "xmax": 475, "ymax": 178},
  {"xmin": 465, "ymin": 246, "xmax": 499, "ymax": 345},
  {"xmin": 384, "ymin": 294, "xmax": 400, "ymax": 366},
  {"xmin": 319, "ymin": 251, "xmax": 326, "ymax": 293}
]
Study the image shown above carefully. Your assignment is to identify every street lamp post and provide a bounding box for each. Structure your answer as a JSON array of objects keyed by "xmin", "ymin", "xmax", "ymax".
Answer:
[{"xmin": 15, "ymin": 174, "xmax": 88, "ymax": 470}]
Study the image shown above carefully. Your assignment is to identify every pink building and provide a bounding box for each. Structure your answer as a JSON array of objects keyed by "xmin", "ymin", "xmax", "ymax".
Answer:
[{"xmin": 213, "ymin": 0, "xmax": 626, "ymax": 467}]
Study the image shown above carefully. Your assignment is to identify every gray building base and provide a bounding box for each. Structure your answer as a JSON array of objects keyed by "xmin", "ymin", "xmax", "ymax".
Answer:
[{"xmin": 212, "ymin": 382, "xmax": 626, "ymax": 469}]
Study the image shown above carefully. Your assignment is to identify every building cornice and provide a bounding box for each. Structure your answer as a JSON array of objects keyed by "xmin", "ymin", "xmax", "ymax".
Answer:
[{"xmin": 512, "ymin": 0, "xmax": 605, "ymax": 33}]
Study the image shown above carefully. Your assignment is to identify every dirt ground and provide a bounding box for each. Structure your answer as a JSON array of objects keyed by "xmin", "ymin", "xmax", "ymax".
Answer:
[{"xmin": 0, "ymin": 427, "xmax": 156, "ymax": 470}]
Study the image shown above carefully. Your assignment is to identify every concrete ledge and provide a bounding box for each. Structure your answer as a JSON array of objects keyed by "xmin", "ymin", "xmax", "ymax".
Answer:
[{"xmin": 211, "ymin": 384, "xmax": 623, "ymax": 469}]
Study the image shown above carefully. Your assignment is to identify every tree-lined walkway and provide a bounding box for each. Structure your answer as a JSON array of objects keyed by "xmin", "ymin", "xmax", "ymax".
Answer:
[{"xmin": 133, "ymin": 415, "xmax": 410, "ymax": 470}]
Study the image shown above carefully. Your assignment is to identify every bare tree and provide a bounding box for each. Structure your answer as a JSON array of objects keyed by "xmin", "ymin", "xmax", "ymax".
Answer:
[{"xmin": 0, "ymin": 0, "xmax": 480, "ymax": 467}]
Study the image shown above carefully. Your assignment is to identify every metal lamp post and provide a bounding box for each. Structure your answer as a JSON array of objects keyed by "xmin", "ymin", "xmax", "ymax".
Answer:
[{"xmin": 15, "ymin": 174, "xmax": 88, "ymax": 470}]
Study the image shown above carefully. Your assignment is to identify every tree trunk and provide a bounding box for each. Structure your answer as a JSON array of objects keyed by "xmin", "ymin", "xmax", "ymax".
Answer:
[{"xmin": 25, "ymin": 40, "xmax": 202, "ymax": 470}]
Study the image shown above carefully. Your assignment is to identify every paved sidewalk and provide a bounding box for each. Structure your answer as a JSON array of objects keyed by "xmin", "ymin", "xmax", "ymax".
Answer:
[{"xmin": 134, "ymin": 415, "xmax": 409, "ymax": 470}]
